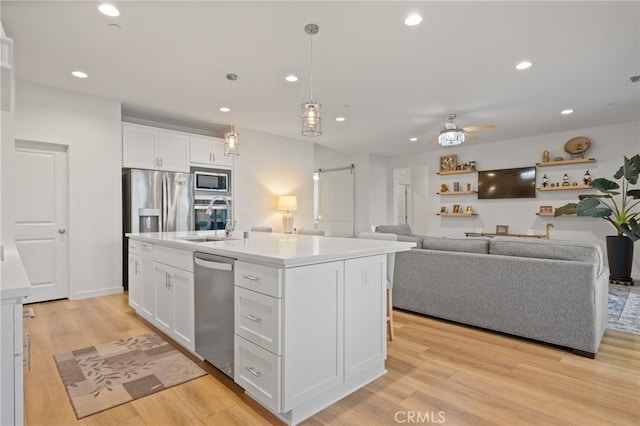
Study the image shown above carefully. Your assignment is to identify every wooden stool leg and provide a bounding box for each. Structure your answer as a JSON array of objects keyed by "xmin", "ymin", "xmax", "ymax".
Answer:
[{"xmin": 387, "ymin": 288, "xmax": 395, "ymax": 341}]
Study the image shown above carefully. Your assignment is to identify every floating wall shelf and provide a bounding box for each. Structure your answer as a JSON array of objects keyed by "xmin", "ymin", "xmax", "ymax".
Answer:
[
  {"xmin": 437, "ymin": 191, "xmax": 477, "ymax": 196},
  {"xmin": 437, "ymin": 170, "xmax": 477, "ymax": 176},
  {"xmin": 536, "ymin": 158, "xmax": 596, "ymax": 167},
  {"xmin": 537, "ymin": 185, "xmax": 591, "ymax": 191}
]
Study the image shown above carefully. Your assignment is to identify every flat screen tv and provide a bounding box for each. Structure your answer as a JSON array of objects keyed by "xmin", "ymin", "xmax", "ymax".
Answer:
[{"xmin": 477, "ymin": 166, "xmax": 536, "ymax": 199}]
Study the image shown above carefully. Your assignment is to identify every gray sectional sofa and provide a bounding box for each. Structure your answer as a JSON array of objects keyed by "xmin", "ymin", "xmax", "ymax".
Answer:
[{"xmin": 375, "ymin": 224, "xmax": 609, "ymax": 357}]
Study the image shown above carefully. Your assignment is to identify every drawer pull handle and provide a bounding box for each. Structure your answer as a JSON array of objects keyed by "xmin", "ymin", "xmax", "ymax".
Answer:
[
  {"xmin": 244, "ymin": 315, "xmax": 261, "ymax": 323},
  {"xmin": 243, "ymin": 275, "xmax": 260, "ymax": 282},
  {"xmin": 245, "ymin": 366, "xmax": 262, "ymax": 378}
]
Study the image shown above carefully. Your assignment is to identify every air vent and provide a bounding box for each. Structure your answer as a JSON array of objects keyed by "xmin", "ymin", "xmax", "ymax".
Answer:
[{"xmin": 631, "ymin": 75, "xmax": 640, "ymax": 83}]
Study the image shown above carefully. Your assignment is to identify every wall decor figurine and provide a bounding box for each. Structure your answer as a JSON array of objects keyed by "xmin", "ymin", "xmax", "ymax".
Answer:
[
  {"xmin": 542, "ymin": 174, "xmax": 548, "ymax": 188},
  {"xmin": 562, "ymin": 174, "xmax": 570, "ymax": 187},
  {"xmin": 466, "ymin": 183, "xmax": 472, "ymax": 192},
  {"xmin": 583, "ymin": 170, "xmax": 592, "ymax": 186},
  {"xmin": 440, "ymin": 183, "xmax": 448, "ymax": 193},
  {"xmin": 542, "ymin": 150, "xmax": 550, "ymax": 163}
]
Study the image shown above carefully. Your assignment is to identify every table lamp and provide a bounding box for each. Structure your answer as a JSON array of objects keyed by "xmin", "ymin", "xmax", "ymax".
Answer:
[{"xmin": 278, "ymin": 195, "xmax": 298, "ymax": 233}]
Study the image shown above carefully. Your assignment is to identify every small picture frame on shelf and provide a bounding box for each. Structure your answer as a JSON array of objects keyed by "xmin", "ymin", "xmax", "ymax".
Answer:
[
  {"xmin": 452, "ymin": 204, "xmax": 461, "ymax": 214},
  {"xmin": 440, "ymin": 206, "xmax": 447, "ymax": 213},
  {"xmin": 465, "ymin": 206, "xmax": 473, "ymax": 215},
  {"xmin": 439, "ymin": 155, "xmax": 457, "ymax": 172},
  {"xmin": 539, "ymin": 205, "xmax": 554, "ymax": 215},
  {"xmin": 496, "ymin": 225, "xmax": 509, "ymax": 235},
  {"xmin": 453, "ymin": 182, "xmax": 460, "ymax": 192}
]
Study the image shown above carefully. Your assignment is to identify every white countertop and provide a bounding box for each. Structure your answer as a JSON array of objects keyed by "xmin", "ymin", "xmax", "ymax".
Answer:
[
  {"xmin": 1, "ymin": 240, "xmax": 31, "ymax": 299},
  {"xmin": 127, "ymin": 230, "xmax": 415, "ymax": 267}
]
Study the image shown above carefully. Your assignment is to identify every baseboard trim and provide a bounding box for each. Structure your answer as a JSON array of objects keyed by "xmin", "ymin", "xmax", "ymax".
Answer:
[{"xmin": 70, "ymin": 286, "xmax": 123, "ymax": 300}]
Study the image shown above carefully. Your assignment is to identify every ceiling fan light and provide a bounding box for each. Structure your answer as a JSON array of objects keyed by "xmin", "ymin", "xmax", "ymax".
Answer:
[
  {"xmin": 438, "ymin": 130, "xmax": 465, "ymax": 146},
  {"xmin": 302, "ymin": 101, "xmax": 322, "ymax": 136}
]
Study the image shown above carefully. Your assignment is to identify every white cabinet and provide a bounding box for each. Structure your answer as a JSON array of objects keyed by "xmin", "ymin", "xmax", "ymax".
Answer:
[
  {"xmin": 234, "ymin": 255, "xmax": 387, "ymax": 424},
  {"xmin": 282, "ymin": 261, "xmax": 344, "ymax": 411},
  {"xmin": 190, "ymin": 136, "xmax": 232, "ymax": 168},
  {"xmin": 127, "ymin": 240, "xmax": 142, "ymax": 310},
  {"xmin": 139, "ymin": 243, "xmax": 155, "ymax": 322},
  {"xmin": 1, "ymin": 299, "xmax": 25, "ymax": 426},
  {"xmin": 152, "ymin": 246, "xmax": 195, "ymax": 351},
  {"xmin": 122, "ymin": 123, "xmax": 189, "ymax": 172}
]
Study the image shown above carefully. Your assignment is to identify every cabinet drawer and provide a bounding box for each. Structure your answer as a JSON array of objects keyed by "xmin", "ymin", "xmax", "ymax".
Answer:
[
  {"xmin": 235, "ymin": 261, "xmax": 282, "ymax": 298},
  {"xmin": 235, "ymin": 287, "xmax": 281, "ymax": 355},
  {"xmin": 128, "ymin": 239, "xmax": 141, "ymax": 255},
  {"xmin": 154, "ymin": 245, "xmax": 193, "ymax": 272},
  {"xmin": 235, "ymin": 336, "xmax": 281, "ymax": 413}
]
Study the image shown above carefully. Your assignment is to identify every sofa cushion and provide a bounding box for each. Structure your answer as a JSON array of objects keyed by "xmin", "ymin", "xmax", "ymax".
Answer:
[
  {"xmin": 397, "ymin": 235, "xmax": 424, "ymax": 246},
  {"xmin": 375, "ymin": 224, "xmax": 412, "ymax": 236},
  {"xmin": 422, "ymin": 236, "xmax": 490, "ymax": 254},
  {"xmin": 489, "ymin": 236, "xmax": 604, "ymax": 275}
]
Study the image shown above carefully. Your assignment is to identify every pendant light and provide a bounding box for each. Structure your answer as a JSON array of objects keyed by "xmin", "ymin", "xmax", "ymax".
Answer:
[
  {"xmin": 224, "ymin": 73, "xmax": 239, "ymax": 156},
  {"xmin": 302, "ymin": 23, "xmax": 321, "ymax": 137}
]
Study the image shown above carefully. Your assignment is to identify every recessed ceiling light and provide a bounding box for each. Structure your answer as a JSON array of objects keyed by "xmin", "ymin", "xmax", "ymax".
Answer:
[
  {"xmin": 561, "ymin": 109, "xmax": 574, "ymax": 115},
  {"xmin": 98, "ymin": 4, "xmax": 120, "ymax": 17},
  {"xmin": 219, "ymin": 107, "xmax": 230, "ymax": 112},
  {"xmin": 516, "ymin": 61, "xmax": 532, "ymax": 70},
  {"xmin": 404, "ymin": 13, "xmax": 423, "ymax": 26},
  {"xmin": 335, "ymin": 117, "xmax": 345, "ymax": 122},
  {"xmin": 285, "ymin": 74, "xmax": 298, "ymax": 82},
  {"xmin": 71, "ymin": 70, "xmax": 88, "ymax": 79},
  {"xmin": 409, "ymin": 137, "xmax": 418, "ymax": 142}
]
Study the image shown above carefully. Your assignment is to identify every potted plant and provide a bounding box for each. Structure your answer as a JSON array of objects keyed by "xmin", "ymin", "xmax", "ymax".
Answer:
[{"xmin": 555, "ymin": 154, "xmax": 640, "ymax": 283}]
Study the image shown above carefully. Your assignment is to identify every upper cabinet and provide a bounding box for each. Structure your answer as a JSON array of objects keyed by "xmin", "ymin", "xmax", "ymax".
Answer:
[
  {"xmin": 190, "ymin": 136, "xmax": 232, "ymax": 168},
  {"xmin": 123, "ymin": 123, "xmax": 189, "ymax": 172}
]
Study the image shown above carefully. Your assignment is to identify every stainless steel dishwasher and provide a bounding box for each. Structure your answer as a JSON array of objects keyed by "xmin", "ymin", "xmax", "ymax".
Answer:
[{"xmin": 194, "ymin": 252, "xmax": 235, "ymax": 378}]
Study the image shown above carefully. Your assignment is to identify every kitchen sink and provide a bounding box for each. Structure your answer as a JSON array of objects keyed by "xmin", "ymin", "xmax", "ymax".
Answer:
[{"xmin": 178, "ymin": 236, "xmax": 229, "ymax": 243}]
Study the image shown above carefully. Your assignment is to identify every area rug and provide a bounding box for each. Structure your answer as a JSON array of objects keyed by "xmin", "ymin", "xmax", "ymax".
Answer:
[
  {"xmin": 608, "ymin": 284, "xmax": 640, "ymax": 334},
  {"xmin": 53, "ymin": 333, "xmax": 206, "ymax": 419}
]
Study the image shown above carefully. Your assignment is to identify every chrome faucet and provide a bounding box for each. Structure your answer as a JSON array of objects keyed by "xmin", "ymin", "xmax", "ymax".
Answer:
[{"xmin": 205, "ymin": 195, "xmax": 233, "ymax": 235}]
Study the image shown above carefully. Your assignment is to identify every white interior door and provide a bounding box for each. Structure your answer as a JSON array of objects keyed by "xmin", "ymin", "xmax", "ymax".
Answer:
[
  {"xmin": 315, "ymin": 168, "xmax": 354, "ymax": 237},
  {"xmin": 396, "ymin": 183, "xmax": 409, "ymax": 225},
  {"xmin": 13, "ymin": 141, "xmax": 69, "ymax": 303}
]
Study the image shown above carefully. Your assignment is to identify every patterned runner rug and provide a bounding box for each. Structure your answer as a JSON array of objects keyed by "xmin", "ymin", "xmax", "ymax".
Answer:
[
  {"xmin": 608, "ymin": 284, "xmax": 640, "ymax": 334},
  {"xmin": 54, "ymin": 333, "xmax": 206, "ymax": 419}
]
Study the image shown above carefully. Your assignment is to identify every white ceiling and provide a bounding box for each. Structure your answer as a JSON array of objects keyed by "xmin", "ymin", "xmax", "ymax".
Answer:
[{"xmin": 1, "ymin": 1, "xmax": 639, "ymax": 157}]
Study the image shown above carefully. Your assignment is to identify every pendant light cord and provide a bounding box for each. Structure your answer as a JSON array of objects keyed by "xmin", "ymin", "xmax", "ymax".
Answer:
[{"xmin": 309, "ymin": 31, "xmax": 313, "ymax": 101}]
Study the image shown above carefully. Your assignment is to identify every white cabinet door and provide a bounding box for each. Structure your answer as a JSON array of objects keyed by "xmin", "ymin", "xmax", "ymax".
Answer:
[
  {"xmin": 123, "ymin": 123, "xmax": 157, "ymax": 169},
  {"xmin": 190, "ymin": 136, "xmax": 213, "ymax": 165},
  {"xmin": 158, "ymin": 131, "xmax": 189, "ymax": 172},
  {"xmin": 128, "ymin": 252, "xmax": 141, "ymax": 310},
  {"xmin": 343, "ymin": 255, "xmax": 386, "ymax": 380},
  {"xmin": 154, "ymin": 263, "xmax": 172, "ymax": 334},
  {"xmin": 210, "ymin": 137, "xmax": 233, "ymax": 167},
  {"xmin": 172, "ymin": 267, "xmax": 195, "ymax": 351},
  {"xmin": 190, "ymin": 136, "xmax": 233, "ymax": 168},
  {"xmin": 139, "ymin": 244, "xmax": 155, "ymax": 321},
  {"xmin": 282, "ymin": 261, "xmax": 344, "ymax": 411}
]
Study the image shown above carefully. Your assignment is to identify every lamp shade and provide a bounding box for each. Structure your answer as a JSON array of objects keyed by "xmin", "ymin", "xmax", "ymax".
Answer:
[{"xmin": 278, "ymin": 195, "xmax": 298, "ymax": 212}]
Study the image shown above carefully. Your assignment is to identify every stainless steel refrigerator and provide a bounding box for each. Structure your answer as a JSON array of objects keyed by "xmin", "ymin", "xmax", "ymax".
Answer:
[{"xmin": 122, "ymin": 168, "xmax": 194, "ymax": 289}]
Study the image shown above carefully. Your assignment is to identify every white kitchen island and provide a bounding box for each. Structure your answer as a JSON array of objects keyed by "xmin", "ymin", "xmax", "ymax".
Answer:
[{"xmin": 126, "ymin": 230, "xmax": 414, "ymax": 425}]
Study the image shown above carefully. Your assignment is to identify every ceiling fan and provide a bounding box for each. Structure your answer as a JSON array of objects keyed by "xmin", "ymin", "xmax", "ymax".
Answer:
[{"xmin": 414, "ymin": 114, "xmax": 497, "ymax": 146}]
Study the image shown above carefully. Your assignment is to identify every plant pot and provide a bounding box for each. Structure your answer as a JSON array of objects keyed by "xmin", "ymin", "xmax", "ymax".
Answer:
[{"xmin": 606, "ymin": 235, "xmax": 634, "ymax": 282}]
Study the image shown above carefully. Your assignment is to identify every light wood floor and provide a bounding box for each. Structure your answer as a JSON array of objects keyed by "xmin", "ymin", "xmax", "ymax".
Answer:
[{"xmin": 23, "ymin": 293, "xmax": 640, "ymax": 426}]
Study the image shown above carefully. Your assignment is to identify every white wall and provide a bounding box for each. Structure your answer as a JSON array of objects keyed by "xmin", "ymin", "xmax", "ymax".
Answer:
[
  {"xmin": 11, "ymin": 81, "xmax": 122, "ymax": 299},
  {"xmin": 232, "ymin": 127, "xmax": 315, "ymax": 233},
  {"xmin": 389, "ymin": 120, "xmax": 640, "ymax": 276}
]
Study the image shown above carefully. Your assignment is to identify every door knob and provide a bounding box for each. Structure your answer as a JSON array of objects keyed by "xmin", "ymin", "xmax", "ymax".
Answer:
[{"xmin": 58, "ymin": 228, "xmax": 66, "ymax": 234}]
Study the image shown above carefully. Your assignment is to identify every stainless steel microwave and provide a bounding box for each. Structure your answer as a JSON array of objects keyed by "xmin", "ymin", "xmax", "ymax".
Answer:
[{"xmin": 193, "ymin": 168, "xmax": 231, "ymax": 195}]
